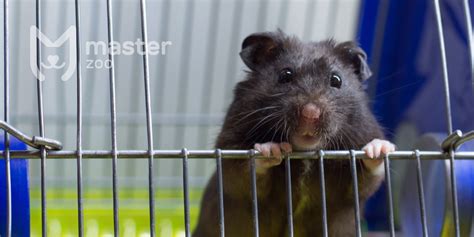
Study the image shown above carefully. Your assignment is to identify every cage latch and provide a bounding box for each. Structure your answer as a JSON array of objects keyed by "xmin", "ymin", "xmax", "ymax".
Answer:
[
  {"xmin": 0, "ymin": 120, "xmax": 63, "ymax": 150},
  {"xmin": 441, "ymin": 129, "xmax": 474, "ymax": 152}
]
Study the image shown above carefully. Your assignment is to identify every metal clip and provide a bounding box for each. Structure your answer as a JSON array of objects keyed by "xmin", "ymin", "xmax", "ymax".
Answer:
[
  {"xmin": 441, "ymin": 129, "xmax": 474, "ymax": 152},
  {"xmin": 0, "ymin": 120, "xmax": 63, "ymax": 150}
]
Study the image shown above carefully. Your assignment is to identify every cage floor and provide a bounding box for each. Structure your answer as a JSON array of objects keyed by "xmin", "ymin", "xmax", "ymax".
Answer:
[{"xmin": 29, "ymin": 188, "xmax": 202, "ymax": 237}]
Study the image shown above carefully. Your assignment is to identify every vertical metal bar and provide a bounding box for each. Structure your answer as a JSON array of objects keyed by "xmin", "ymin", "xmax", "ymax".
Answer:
[
  {"xmin": 225, "ymin": 0, "xmax": 244, "ymax": 89},
  {"xmin": 197, "ymin": 0, "xmax": 221, "ymax": 148},
  {"xmin": 124, "ymin": 4, "xmax": 141, "ymax": 185},
  {"xmin": 449, "ymin": 149, "xmax": 460, "ymax": 237},
  {"xmin": 155, "ymin": 0, "xmax": 170, "ymax": 116},
  {"xmin": 106, "ymin": 0, "xmax": 119, "ymax": 235},
  {"xmin": 154, "ymin": 0, "xmax": 171, "ymax": 151},
  {"xmin": 74, "ymin": 0, "xmax": 84, "ymax": 236},
  {"xmin": 318, "ymin": 150, "xmax": 328, "ymax": 237},
  {"xmin": 215, "ymin": 149, "xmax": 225, "ymax": 237},
  {"xmin": 138, "ymin": 0, "xmax": 156, "ymax": 235},
  {"xmin": 433, "ymin": 0, "xmax": 453, "ymax": 134},
  {"xmin": 54, "ymin": 0, "xmax": 68, "ymax": 200},
  {"xmin": 174, "ymin": 0, "xmax": 194, "ymax": 148},
  {"xmin": 3, "ymin": 0, "xmax": 11, "ymax": 236},
  {"xmin": 35, "ymin": 0, "xmax": 48, "ymax": 236},
  {"xmin": 82, "ymin": 0, "xmax": 101, "ymax": 186},
  {"xmin": 414, "ymin": 150, "xmax": 428, "ymax": 237},
  {"xmin": 249, "ymin": 150, "xmax": 259, "ymax": 237},
  {"xmin": 349, "ymin": 150, "xmax": 362, "ymax": 237},
  {"xmin": 433, "ymin": 1, "xmax": 459, "ymax": 235},
  {"xmin": 462, "ymin": 0, "xmax": 474, "ymax": 92},
  {"xmin": 181, "ymin": 148, "xmax": 190, "ymax": 237},
  {"xmin": 367, "ymin": 0, "xmax": 390, "ymax": 100},
  {"xmin": 383, "ymin": 153, "xmax": 395, "ymax": 237},
  {"xmin": 284, "ymin": 155, "xmax": 294, "ymax": 237}
]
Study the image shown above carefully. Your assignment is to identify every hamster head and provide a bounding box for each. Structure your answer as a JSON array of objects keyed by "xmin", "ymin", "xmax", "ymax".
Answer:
[{"xmin": 235, "ymin": 30, "xmax": 372, "ymax": 151}]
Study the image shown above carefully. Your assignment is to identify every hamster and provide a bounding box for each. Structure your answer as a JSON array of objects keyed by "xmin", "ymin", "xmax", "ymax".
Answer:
[{"xmin": 193, "ymin": 30, "xmax": 395, "ymax": 237}]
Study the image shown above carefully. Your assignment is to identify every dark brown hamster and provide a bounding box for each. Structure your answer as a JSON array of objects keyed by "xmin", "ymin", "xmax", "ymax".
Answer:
[{"xmin": 193, "ymin": 30, "xmax": 395, "ymax": 237}]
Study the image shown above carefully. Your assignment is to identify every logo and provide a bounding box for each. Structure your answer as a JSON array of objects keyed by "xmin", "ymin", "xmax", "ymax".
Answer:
[{"xmin": 30, "ymin": 25, "xmax": 77, "ymax": 81}]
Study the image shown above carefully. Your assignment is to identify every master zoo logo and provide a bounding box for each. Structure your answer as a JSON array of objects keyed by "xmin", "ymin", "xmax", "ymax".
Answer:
[{"xmin": 29, "ymin": 25, "xmax": 172, "ymax": 81}]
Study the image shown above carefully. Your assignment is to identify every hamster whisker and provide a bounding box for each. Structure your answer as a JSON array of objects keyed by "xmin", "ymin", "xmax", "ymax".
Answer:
[
  {"xmin": 233, "ymin": 105, "xmax": 280, "ymax": 124},
  {"xmin": 269, "ymin": 117, "xmax": 286, "ymax": 142},
  {"xmin": 238, "ymin": 110, "xmax": 282, "ymax": 127},
  {"xmin": 245, "ymin": 112, "xmax": 282, "ymax": 139}
]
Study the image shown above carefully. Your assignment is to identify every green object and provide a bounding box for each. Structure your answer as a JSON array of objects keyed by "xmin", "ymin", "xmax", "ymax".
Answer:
[{"xmin": 30, "ymin": 188, "xmax": 203, "ymax": 237}]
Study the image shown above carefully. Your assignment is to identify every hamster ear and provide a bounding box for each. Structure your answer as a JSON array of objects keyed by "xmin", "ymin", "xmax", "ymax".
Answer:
[
  {"xmin": 335, "ymin": 42, "xmax": 372, "ymax": 81},
  {"xmin": 240, "ymin": 31, "xmax": 284, "ymax": 71}
]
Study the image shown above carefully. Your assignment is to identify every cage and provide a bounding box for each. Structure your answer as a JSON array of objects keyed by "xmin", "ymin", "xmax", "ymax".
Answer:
[{"xmin": 0, "ymin": 0, "xmax": 474, "ymax": 236}]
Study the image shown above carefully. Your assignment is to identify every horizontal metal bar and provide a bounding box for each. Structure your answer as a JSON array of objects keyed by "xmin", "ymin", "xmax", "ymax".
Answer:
[{"xmin": 1, "ymin": 150, "xmax": 473, "ymax": 159}]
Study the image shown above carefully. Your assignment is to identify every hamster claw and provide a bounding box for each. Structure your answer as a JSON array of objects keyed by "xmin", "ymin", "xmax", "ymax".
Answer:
[{"xmin": 254, "ymin": 142, "xmax": 292, "ymax": 173}]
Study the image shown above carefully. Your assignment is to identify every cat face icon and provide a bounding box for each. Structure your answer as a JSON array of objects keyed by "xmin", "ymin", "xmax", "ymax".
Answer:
[{"xmin": 30, "ymin": 25, "xmax": 76, "ymax": 81}]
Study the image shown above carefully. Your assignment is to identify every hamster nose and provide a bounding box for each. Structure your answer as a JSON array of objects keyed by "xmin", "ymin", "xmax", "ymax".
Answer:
[{"xmin": 301, "ymin": 103, "xmax": 321, "ymax": 122}]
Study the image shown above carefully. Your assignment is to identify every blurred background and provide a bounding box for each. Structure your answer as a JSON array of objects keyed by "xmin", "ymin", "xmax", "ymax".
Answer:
[{"xmin": 0, "ymin": 0, "xmax": 473, "ymax": 236}]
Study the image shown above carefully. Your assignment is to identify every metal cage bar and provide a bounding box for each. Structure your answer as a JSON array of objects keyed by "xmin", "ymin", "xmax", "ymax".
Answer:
[
  {"xmin": 2, "ymin": 150, "xmax": 474, "ymax": 160},
  {"xmin": 249, "ymin": 150, "xmax": 260, "ymax": 237},
  {"xmin": 3, "ymin": 0, "xmax": 11, "ymax": 236},
  {"xmin": 462, "ymin": 0, "xmax": 474, "ymax": 91},
  {"xmin": 383, "ymin": 153, "xmax": 396, "ymax": 237},
  {"xmin": 415, "ymin": 150, "xmax": 428, "ymax": 237},
  {"xmin": 138, "ymin": 0, "xmax": 156, "ymax": 235},
  {"xmin": 174, "ymin": 0, "xmax": 195, "ymax": 148},
  {"xmin": 36, "ymin": 0, "xmax": 48, "ymax": 235},
  {"xmin": 182, "ymin": 148, "xmax": 191, "ymax": 237},
  {"xmin": 433, "ymin": 0, "xmax": 460, "ymax": 236},
  {"xmin": 284, "ymin": 155, "xmax": 294, "ymax": 237},
  {"xmin": 368, "ymin": 0, "xmax": 390, "ymax": 100},
  {"xmin": 318, "ymin": 150, "xmax": 328, "ymax": 237},
  {"xmin": 154, "ymin": 0, "xmax": 170, "ymax": 132},
  {"xmin": 448, "ymin": 149, "xmax": 460, "ymax": 237},
  {"xmin": 349, "ymin": 150, "xmax": 362, "ymax": 237},
  {"xmin": 433, "ymin": 0, "xmax": 453, "ymax": 134},
  {"xmin": 224, "ymin": 0, "xmax": 244, "ymax": 90},
  {"xmin": 106, "ymin": 0, "xmax": 120, "ymax": 235},
  {"xmin": 197, "ymin": 0, "xmax": 221, "ymax": 148},
  {"xmin": 215, "ymin": 149, "xmax": 225, "ymax": 237},
  {"xmin": 74, "ymin": 0, "xmax": 84, "ymax": 236}
]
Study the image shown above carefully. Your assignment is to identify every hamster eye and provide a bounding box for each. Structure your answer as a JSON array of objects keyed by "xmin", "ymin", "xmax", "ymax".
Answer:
[
  {"xmin": 330, "ymin": 73, "xmax": 342, "ymax": 89},
  {"xmin": 279, "ymin": 68, "xmax": 294, "ymax": 83}
]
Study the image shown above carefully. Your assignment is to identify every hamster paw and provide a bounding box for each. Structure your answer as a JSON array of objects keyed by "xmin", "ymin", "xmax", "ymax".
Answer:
[
  {"xmin": 254, "ymin": 142, "xmax": 292, "ymax": 174},
  {"xmin": 362, "ymin": 139, "xmax": 396, "ymax": 173}
]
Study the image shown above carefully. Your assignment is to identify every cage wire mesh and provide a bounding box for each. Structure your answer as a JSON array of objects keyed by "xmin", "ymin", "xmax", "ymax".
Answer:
[
  {"xmin": 0, "ymin": 0, "xmax": 473, "ymax": 236},
  {"xmin": 0, "ymin": 0, "xmax": 361, "ymax": 236}
]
